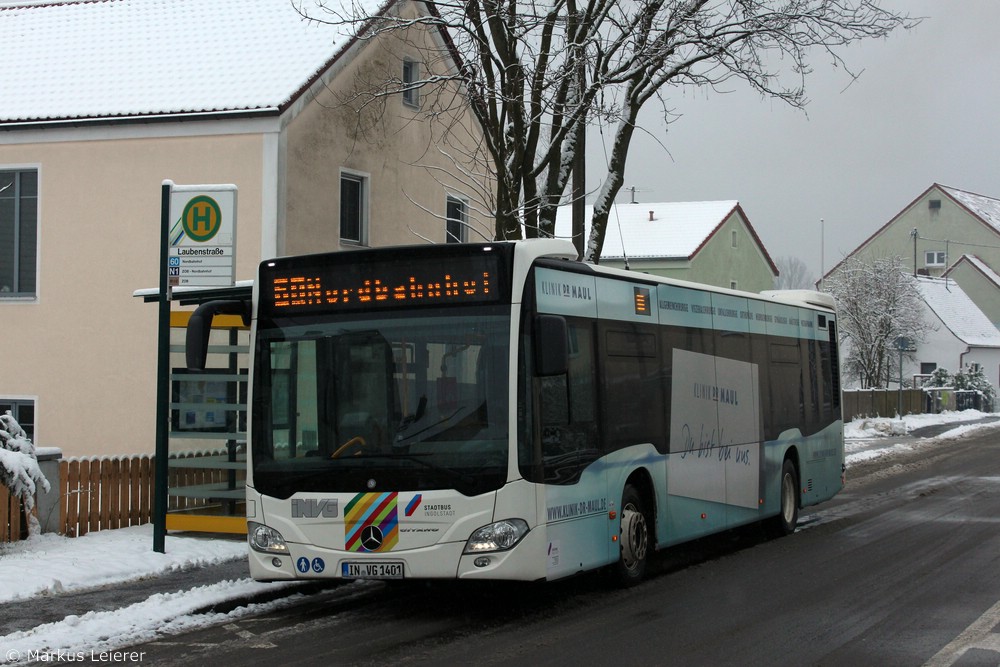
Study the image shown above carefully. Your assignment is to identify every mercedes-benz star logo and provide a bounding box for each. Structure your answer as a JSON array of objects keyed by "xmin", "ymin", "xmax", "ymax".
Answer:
[{"xmin": 361, "ymin": 525, "xmax": 383, "ymax": 551}]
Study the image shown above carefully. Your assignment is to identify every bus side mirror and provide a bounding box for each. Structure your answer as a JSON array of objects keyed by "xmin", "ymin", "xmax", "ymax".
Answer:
[
  {"xmin": 186, "ymin": 299, "xmax": 250, "ymax": 371},
  {"xmin": 534, "ymin": 315, "xmax": 568, "ymax": 377}
]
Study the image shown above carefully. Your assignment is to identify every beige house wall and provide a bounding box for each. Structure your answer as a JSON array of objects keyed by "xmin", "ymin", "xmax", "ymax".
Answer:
[
  {"xmin": 0, "ymin": 3, "xmax": 490, "ymax": 458},
  {"xmin": 0, "ymin": 131, "xmax": 266, "ymax": 457},
  {"xmin": 282, "ymin": 4, "xmax": 490, "ymax": 256}
]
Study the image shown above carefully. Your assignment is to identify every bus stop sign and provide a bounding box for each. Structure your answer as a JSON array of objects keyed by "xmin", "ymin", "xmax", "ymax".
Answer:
[{"xmin": 167, "ymin": 183, "xmax": 237, "ymax": 288}]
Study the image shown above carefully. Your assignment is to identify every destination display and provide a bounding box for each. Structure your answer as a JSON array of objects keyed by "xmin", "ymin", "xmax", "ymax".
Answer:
[{"xmin": 262, "ymin": 253, "xmax": 502, "ymax": 314}]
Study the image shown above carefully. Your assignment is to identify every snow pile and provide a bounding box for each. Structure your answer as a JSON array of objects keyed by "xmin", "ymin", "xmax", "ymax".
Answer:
[
  {"xmin": 845, "ymin": 417, "xmax": 908, "ymax": 439},
  {"xmin": 1, "ymin": 580, "xmax": 302, "ymax": 661},
  {"xmin": 844, "ymin": 409, "xmax": 997, "ymax": 465},
  {"xmin": 0, "ymin": 524, "xmax": 248, "ymax": 603},
  {"xmin": 845, "ymin": 409, "xmax": 992, "ymax": 440}
]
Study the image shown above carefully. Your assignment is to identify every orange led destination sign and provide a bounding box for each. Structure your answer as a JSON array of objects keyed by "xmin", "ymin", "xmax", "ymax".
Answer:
[
  {"xmin": 260, "ymin": 246, "xmax": 508, "ymax": 315},
  {"xmin": 261, "ymin": 249, "xmax": 505, "ymax": 314},
  {"xmin": 271, "ymin": 272, "xmax": 492, "ymax": 309}
]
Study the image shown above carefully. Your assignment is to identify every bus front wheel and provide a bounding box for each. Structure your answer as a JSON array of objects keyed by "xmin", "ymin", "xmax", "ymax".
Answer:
[{"xmin": 614, "ymin": 484, "xmax": 649, "ymax": 586}]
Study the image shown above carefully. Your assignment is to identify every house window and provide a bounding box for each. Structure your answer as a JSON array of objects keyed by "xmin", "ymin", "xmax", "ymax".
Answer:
[
  {"xmin": 731, "ymin": 230, "xmax": 738, "ymax": 248},
  {"xmin": 446, "ymin": 196, "xmax": 467, "ymax": 243},
  {"xmin": 0, "ymin": 398, "xmax": 35, "ymax": 443},
  {"xmin": 0, "ymin": 169, "xmax": 38, "ymax": 298},
  {"xmin": 402, "ymin": 58, "xmax": 420, "ymax": 108},
  {"xmin": 925, "ymin": 251, "xmax": 946, "ymax": 267},
  {"xmin": 730, "ymin": 280, "xmax": 738, "ymax": 290},
  {"xmin": 920, "ymin": 363, "xmax": 937, "ymax": 375},
  {"xmin": 340, "ymin": 172, "xmax": 368, "ymax": 245}
]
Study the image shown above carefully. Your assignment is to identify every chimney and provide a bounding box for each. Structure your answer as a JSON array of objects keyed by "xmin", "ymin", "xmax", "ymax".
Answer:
[{"xmin": 649, "ymin": 210, "xmax": 654, "ymax": 222}]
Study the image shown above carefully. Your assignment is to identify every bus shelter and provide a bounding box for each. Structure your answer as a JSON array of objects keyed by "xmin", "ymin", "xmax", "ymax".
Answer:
[{"xmin": 136, "ymin": 284, "xmax": 251, "ymax": 536}]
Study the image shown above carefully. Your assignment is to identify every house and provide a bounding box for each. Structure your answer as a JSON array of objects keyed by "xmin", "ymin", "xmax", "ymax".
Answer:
[
  {"xmin": 553, "ymin": 201, "xmax": 778, "ymax": 293},
  {"xmin": 909, "ymin": 276, "xmax": 1000, "ymax": 392},
  {"xmin": 824, "ymin": 184, "xmax": 1000, "ymax": 282},
  {"xmin": 0, "ymin": 0, "xmax": 488, "ymax": 457},
  {"xmin": 824, "ymin": 184, "xmax": 1000, "ymax": 391}
]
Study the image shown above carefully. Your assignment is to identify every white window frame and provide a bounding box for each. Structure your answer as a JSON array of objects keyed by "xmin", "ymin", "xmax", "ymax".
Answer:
[
  {"xmin": 402, "ymin": 58, "xmax": 420, "ymax": 109},
  {"xmin": 339, "ymin": 169, "xmax": 370, "ymax": 246},
  {"xmin": 445, "ymin": 195, "xmax": 468, "ymax": 243},
  {"xmin": 0, "ymin": 166, "xmax": 40, "ymax": 301},
  {"xmin": 925, "ymin": 250, "xmax": 946, "ymax": 267}
]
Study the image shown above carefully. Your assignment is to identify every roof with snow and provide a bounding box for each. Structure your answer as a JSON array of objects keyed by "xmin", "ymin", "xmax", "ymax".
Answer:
[
  {"xmin": 914, "ymin": 275, "xmax": 1000, "ymax": 347},
  {"xmin": 0, "ymin": 0, "xmax": 389, "ymax": 125},
  {"xmin": 943, "ymin": 254, "xmax": 1000, "ymax": 287},
  {"xmin": 939, "ymin": 185, "xmax": 1000, "ymax": 233},
  {"xmin": 554, "ymin": 200, "xmax": 776, "ymax": 271}
]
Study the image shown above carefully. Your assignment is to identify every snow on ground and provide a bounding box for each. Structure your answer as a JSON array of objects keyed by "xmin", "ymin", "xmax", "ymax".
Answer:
[
  {"xmin": 0, "ymin": 524, "xmax": 247, "ymax": 604},
  {"xmin": 844, "ymin": 409, "xmax": 997, "ymax": 464},
  {"xmin": 0, "ymin": 409, "xmax": 996, "ymax": 662}
]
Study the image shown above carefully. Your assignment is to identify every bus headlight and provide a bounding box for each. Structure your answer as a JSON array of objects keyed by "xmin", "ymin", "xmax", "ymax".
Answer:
[
  {"xmin": 248, "ymin": 521, "xmax": 289, "ymax": 555},
  {"xmin": 463, "ymin": 519, "xmax": 529, "ymax": 554}
]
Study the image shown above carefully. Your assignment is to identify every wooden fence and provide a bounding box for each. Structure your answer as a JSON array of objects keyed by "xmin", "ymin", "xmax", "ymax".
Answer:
[
  {"xmin": 842, "ymin": 389, "xmax": 925, "ymax": 421},
  {"xmin": 842, "ymin": 388, "xmax": 993, "ymax": 421},
  {"xmin": 2, "ymin": 449, "xmax": 244, "ymax": 542},
  {"xmin": 59, "ymin": 455, "xmax": 154, "ymax": 538},
  {"xmin": 0, "ymin": 484, "xmax": 22, "ymax": 543}
]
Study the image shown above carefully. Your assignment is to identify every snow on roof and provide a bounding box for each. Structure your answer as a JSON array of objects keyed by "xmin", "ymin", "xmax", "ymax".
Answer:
[
  {"xmin": 0, "ymin": 0, "xmax": 388, "ymax": 124},
  {"xmin": 553, "ymin": 200, "xmax": 740, "ymax": 260},
  {"xmin": 943, "ymin": 254, "xmax": 1000, "ymax": 287},
  {"xmin": 914, "ymin": 275, "xmax": 1000, "ymax": 347},
  {"xmin": 940, "ymin": 185, "xmax": 1000, "ymax": 233}
]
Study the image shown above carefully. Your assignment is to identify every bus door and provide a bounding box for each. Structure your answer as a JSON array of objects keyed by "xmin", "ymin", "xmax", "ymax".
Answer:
[{"xmin": 532, "ymin": 314, "xmax": 607, "ymax": 576}]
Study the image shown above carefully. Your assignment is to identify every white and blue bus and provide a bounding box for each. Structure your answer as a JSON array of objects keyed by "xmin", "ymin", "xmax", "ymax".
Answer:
[{"xmin": 187, "ymin": 239, "xmax": 843, "ymax": 585}]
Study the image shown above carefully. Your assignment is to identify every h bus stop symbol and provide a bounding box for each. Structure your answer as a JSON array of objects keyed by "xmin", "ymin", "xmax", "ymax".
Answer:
[{"xmin": 181, "ymin": 195, "xmax": 222, "ymax": 242}]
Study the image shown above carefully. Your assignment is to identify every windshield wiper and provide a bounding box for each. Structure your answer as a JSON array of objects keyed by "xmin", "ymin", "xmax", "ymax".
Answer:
[{"xmin": 394, "ymin": 406, "xmax": 463, "ymax": 441}]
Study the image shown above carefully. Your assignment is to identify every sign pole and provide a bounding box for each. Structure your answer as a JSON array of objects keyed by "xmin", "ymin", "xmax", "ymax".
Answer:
[{"xmin": 153, "ymin": 181, "xmax": 173, "ymax": 553}]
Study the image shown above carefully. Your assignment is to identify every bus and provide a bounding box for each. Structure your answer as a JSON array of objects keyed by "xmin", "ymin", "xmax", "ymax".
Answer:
[{"xmin": 186, "ymin": 239, "xmax": 844, "ymax": 585}]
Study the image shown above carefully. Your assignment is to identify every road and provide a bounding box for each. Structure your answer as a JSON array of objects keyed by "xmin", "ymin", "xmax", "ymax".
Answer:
[{"xmin": 138, "ymin": 427, "xmax": 1000, "ymax": 666}]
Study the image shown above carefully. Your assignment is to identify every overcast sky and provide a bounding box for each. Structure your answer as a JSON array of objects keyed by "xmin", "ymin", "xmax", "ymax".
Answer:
[{"xmin": 588, "ymin": 0, "xmax": 999, "ymax": 279}]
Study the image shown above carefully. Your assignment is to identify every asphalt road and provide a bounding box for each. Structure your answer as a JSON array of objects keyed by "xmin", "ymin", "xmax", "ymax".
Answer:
[{"xmin": 138, "ymin": 426, "xmax": 1000, "ymax": 666}]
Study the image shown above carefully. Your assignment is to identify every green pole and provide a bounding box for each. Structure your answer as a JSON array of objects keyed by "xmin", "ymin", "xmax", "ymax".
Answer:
[{"xmin": 153, "ymin": 181, "xmax": 172, "ymax": 553}]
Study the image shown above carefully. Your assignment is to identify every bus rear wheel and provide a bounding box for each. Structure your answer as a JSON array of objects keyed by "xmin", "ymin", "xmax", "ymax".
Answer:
[
  {"xmin": 614, "ymin": 484, "xmax": 649, "ymax": 586},
  {"xmin": 768, "ymin": 458, "xmax": 800, "ymax": 537}
]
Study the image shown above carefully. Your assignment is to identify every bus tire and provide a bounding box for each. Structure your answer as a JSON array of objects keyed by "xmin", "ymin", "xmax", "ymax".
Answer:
[
  {"xmin": 614, "ymin": 484, "xmax": 649, "ymax": 586},
  {"xmin": 768, "ymin": 458, "xmax": 800, "ymax": 537}
]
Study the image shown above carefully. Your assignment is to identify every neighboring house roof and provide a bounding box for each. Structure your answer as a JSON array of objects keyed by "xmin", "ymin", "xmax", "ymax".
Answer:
[
  {"xmin": 939, "ymin": 185, "xmax": 1000, "ymax": 232},
  {"xmin": 553, "ymin": 201, "xmax": 778, "ymax": 273},
  {"xmin": 0, "ymin": 0, "xmax": 389, "ymax": 125},
  {"xmin": 914, "ymin": 275, "xmax": 1000, "ymax": 348},
  {"xmin": 943, "ymin": 254, "xmax": 1000, "ymax": 287}
]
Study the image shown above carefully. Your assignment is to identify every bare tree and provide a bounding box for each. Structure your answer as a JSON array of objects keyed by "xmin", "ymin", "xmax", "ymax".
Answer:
[
  {"xmin": 300, "ymin": 1, "xmax": 914, "ymax": 260},
  {"xmin": 824, "ymin": 255, "xmax": 931, "ymax": 389},
  {"xmin": 773, "ymin": 255, "xmax": 816, "ymax": 290}
]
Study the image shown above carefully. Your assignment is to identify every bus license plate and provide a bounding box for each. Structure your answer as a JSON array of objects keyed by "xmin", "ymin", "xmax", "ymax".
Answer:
[{"xmin": 342, "ymin": 562, "xmax": 404, "ymax": 579}]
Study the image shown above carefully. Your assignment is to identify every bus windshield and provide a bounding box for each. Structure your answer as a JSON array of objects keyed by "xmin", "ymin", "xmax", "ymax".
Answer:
[{"xmin": 252, "ymin": 307, "xmax": 510, "ymax": 499}]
